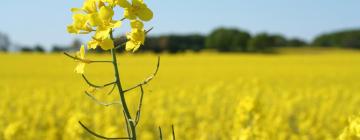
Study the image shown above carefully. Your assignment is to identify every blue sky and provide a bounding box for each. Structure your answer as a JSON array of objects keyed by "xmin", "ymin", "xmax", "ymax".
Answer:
[{"xmin": 0, "ymin": 0, "xmax": 359, "ymax": 49}]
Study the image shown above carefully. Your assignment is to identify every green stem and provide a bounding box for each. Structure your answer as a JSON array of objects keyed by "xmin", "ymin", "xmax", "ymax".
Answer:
[{"xmin": 111, "ymin": 48, "xmax": 137, "ymax": 140}]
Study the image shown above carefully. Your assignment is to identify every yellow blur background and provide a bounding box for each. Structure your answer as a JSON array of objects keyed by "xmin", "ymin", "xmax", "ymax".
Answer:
[{"xmin": 1, "ymin": 48, "xmax": 360, "ymax": 139}]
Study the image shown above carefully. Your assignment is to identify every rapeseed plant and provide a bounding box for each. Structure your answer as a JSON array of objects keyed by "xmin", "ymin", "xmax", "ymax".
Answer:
[
  {"xmin": 339, "ymin": 115, "xmax": 360, "ymax": 140},
  {"xmin": 65, "ymin": 0, "xmax": 175, "ymax": 139}
]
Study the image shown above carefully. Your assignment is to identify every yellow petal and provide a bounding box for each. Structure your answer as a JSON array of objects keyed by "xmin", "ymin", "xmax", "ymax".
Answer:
[
  {"xmin": 132, "ymin": 0, "xmax": 143, "ymax": 6},
  {"xmin": 79, "ymin": 45, "xmax": 85, "ymax": 58},
  {"xmin": 99, "ymin": 37, "xmax": 114, "ymax": 50},
  {"xmin": 130, "ymin": 20, "xmax": 144, "ymax": 29},
  {"xmin": 125, "ymin": 41, "xmax": 136, "ymax": 51},
  {"xmin": 124, "ymin": 8, "xmax": 137, "ymax": 20},
  {"xmin": 111, "ymin": 20, "xmax": 122, "ymax": 28},
  {"xmin": 89, "ymin": 13, "xmax": 102, "ymax": 26},
  {"xmin": 98, "ymin": 1, "xmax": 105, "ymax": 8},
  {"xmin": 67, "ymin": 25, "xmax": 78, "ymax": 34},
  {"xmin": 71, "ymin": 8, "xmax": 82, "ymax": 13},
  {"xmin": 73, "ymin": 14, "xmax": 89, "ymax": 29},
  {"xmin": 138, "ymin": 7, "xmax": 153, "ymax": 21},
  {"xmin": 99, "ymin": 6, "xmax": 114, "ymax": 22},
  {"xmin": 99, "ymin": 0, "xmax": 106, "ymax": 3},
  {"xmin": 100, "ymin": 0, "xmax": 113, "ymax": 4},
  {"xmin": 88, "ymin": 39, "xmax": 99, "ymax": 49},
  {"xmin": 94, "ymin": 27, "xmax": 111, "ymax": 40},
  {"xmin": 132, "ymin": 42, "xmax": 141, "ymax": 52},
  {"xmin": 117, "ymin": 0, "xmax": 131, "ymax": 8},
  {"xmin": 128, "ymin": 29, "xmax": 145, "ymax": 44},
  {"xmin": 75, "ymin": 63, "xmax": 86, "ymax": 74},
  {"xmin": 83, "ymin": 0, "xmax": 97, "ymax": 13}
]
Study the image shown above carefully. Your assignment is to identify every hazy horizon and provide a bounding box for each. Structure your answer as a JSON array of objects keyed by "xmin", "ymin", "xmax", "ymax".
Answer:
[{"xmin": 1, "ymin": 0, "xmax": 359, "ymax": 49}]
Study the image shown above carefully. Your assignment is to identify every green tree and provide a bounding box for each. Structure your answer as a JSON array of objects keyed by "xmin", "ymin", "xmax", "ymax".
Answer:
[
  {"xmin": 206, "ymin": 28, "xmax": 251, "ymax": 52},
  {"xmin": 143, "ymin": 36, "xmax": 163, "ymax": 53},
  {"xmin": 248, "ymin": 33, "xmax": 291, "ymax": 52},
  {"xmin": 286, "ymin": 38, "xmax": 308, "ymax": 47},
  {"xmin": 34, "ymin": 44, "xmax": 45, "ymax": 53},
  {"xmin": 144, "ymin": 34, "xmax": 206, "ymax": 53},
  {"xmin": 313, "ymin": 29, "xmax": 360, "ymax": 49},
  {"xmin": 248, "ymin": 33, "xmax": 271, "ymax": 52},
  {"xmin": 271, "ymin": 34, "xmax": 287, "ymax": 47}
]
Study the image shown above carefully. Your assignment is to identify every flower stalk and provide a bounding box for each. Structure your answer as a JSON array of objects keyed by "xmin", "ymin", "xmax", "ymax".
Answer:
[
  {"xmin": 110, "ymin": 44, "xmax": 137, "ymax": 140},
  {"xmin": 65, "ymin": 0, "xmax": 176, "ymax": 139}
]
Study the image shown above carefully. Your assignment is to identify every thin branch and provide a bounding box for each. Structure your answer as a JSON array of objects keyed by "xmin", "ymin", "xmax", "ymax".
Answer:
[
  {"xmin": 78, "ymin": 121, "xmax": 131, "ymax": 140},
  {"xmin": 124, "ymin": 56, "xmax": 160, "ymax": 93},
  {"xmin": 172, "ymin": 125, "xmax": 176, "ymax": 140},
  {"xmin": 64, "ymin": 52, "xmax": 112, "ymax": 63},
  {"xmin": 114, "ymin": 42, "xmax": 126, "ymax": 50},
  {"xmin": 82, "ymin": 74, "xmax": 116, "ymax": 88},
  {"xmin": 158, "ymin": 126, "xmax": 163, "ymax": 140},
  {"xmin": 107, "ymin": 84, "xmax": 117, "ymax": 95},
  {"xmin": 123, "ymin": 110, "xmax": 131, "ymax": 138},
  {"xmin": 85, "ymin": 91, "xmax": 121, "ymax": 107},
  {"xmin": 110, "ymin": 46, "xmax": 137, "ymax": 139},
  {"xmin": 135, "ymin": 85, "xmax": 144, "ymax": 126},
  {"xmin": 145, "ymin": 27, "xmax": 154, "ymax": 34}
]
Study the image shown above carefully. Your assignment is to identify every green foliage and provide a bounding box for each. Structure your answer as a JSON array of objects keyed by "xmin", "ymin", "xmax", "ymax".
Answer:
[
  {"xmin": 33, "ymin": 45, "xmax": 45, "ymax": 52},
  {"xmin": 20, "ymin": 47, "xmax": 34, "ymax": 52},
  {"xmin": 51, "ymin": 45, "xmax": 68, "ymax": 52},
  {"xmin": 248, "ymin": 33, "xmax": 281, "ymax": 52},
  {"xmin": 7, "ymin": 28, "xmax": 360, "ymax": 54},
  {"xmin": 287, "ymin": 38, "xmax": 308, "ymax": 47},
  {"xmin": 143, "ymin": 37, "xmax": 163, "ymax": 53},
  {"xmin": 313, "ymin": 29, "xmax": 360, "ymax": 49},
  {"xmin": 206, "ymin": 28, "xmax": 251, "ymax": 52},
  {"xmin": 271, "ymin": 35, "xmax": 288, "ymax": 47},
  {"xmin": 20, "ymin": 45, "xmax": 45, "ymax": 53},
  {"xmin": 144, "ymin": 34, "xmax": 206, "ymax": 53}
]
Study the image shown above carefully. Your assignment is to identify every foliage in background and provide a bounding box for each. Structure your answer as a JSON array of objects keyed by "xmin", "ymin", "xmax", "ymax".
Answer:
[
  {"xmin": 2, "ymin": 28, "xmax": 360, "ymax": 53},
  {"xmin": 205, "ymin": 28, "xmax": 251, "ymax": 52},
  {"xmin": 313, "ymin": 29, "xmax": 360, "ymax": 49},
  {"xmin": 144, "ymin": 34, "xmax": 206, "ymax": 53}
]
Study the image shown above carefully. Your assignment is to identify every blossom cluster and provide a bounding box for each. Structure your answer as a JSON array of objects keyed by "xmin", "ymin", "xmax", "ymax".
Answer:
[{"xmin": 67, "ymin": 0, "xmax": 153, "ymax": 73}]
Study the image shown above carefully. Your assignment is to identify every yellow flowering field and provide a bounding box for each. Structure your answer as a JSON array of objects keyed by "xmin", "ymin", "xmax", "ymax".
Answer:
[{"xmin": 1, "ymin": 50, "xmax": 360, "ymax": 140}]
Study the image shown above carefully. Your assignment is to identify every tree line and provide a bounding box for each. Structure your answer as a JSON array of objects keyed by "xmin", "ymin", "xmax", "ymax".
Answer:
[{"xmin": 1, "ymin": 28, "xmax": 360, "ymax": 53}]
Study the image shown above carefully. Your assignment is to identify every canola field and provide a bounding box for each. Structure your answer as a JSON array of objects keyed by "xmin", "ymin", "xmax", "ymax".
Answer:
[{"xmin": 1, "ymin": 50, "xmax": 360, "ymax": 140}]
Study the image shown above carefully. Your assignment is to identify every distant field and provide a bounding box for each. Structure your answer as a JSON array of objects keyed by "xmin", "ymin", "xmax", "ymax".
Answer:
[{"xmin": 1, "ymin": 50, "xmax": 360, "ymax": 139}]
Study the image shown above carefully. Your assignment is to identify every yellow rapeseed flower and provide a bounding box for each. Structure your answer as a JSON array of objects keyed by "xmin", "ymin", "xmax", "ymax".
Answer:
[
  {"xmin": 67, "ymin": 0, "xmax": 152, "ymax": 52},
  {"xmin": 82, "ymin": 0, "xmax": 99, "ymax": 13},
  {"xmin": 117, "ymin": 0, "xmax": 131, "ymax": 8},
  {"xmin": 86, "ymin": 24, "xmax": 116, "ymax": 50},
  {"xmin": 125, "ymin": 20, "xmax": 145, "ymax": 52},
  {"xmin": 88, "ymin": 34, "xmax": 115, "ymax": 50},
  {"xmin": 75, "ymin": 45, "xmax": 86, "ymax": 74},
  {"xmin": 88, "ymin": 37, "xmax": 114, "ymax": 50},
  {"xmin": 87, "ymin": 6, "xmax": 121, "ymax": 50},
  {"xmin": 101, "ymin": 0, "xmax": 117, "ymax": 7},
  {"xmin": 88, "ymin": 6, "xmax": 121, "ymax": 28},
  {"xmin": 67, "ymin": 14, "xmax": 93, "ymax": 34},
  {"xmin": 119, "ymin": 0, "xmax": 153, "ymax": 21},
  {"xmin": 68, "ymin": 0, "xmax": 121, "ymax": 50},
  {"xmin": 67, "ymin": 0, "xmax": 101, "ymax": 34},
  {"xmin": 349, "ymin": 116, "xmax": 360, "ymax": 137}
]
